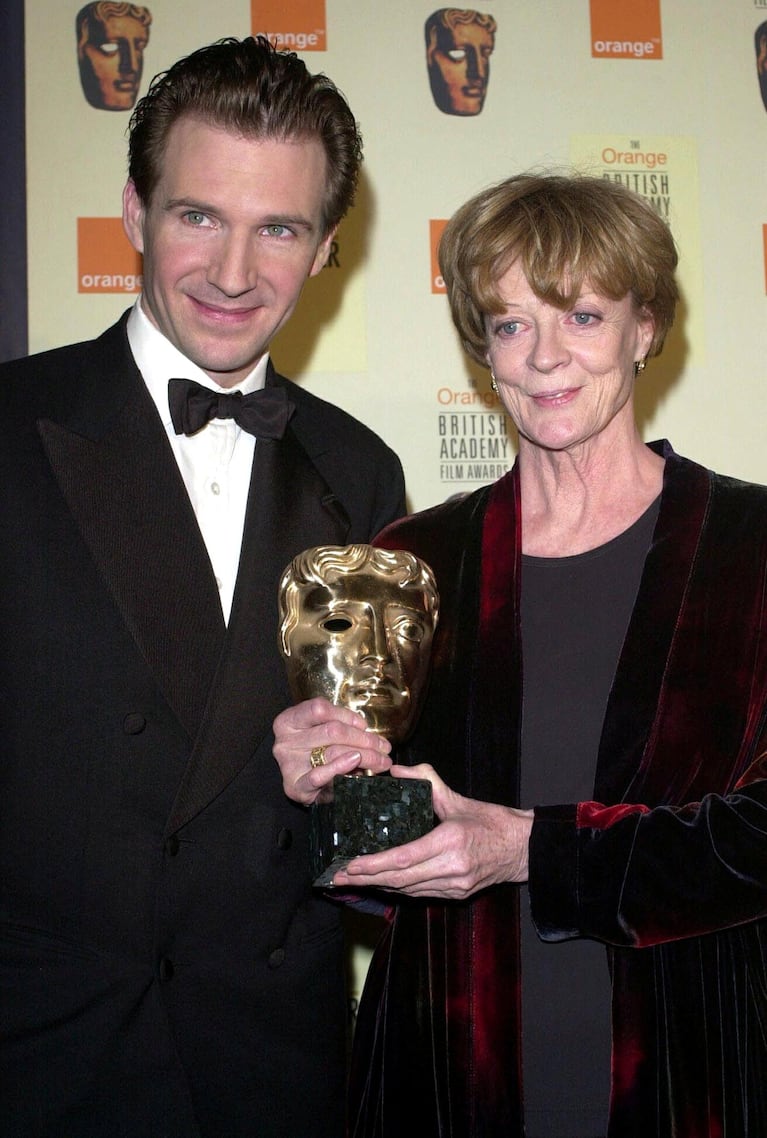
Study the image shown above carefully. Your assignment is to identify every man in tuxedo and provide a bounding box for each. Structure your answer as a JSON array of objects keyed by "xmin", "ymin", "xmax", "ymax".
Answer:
[{"xmin": 0, "ymin": 36, "xmax": 403, "ymax": 1137}]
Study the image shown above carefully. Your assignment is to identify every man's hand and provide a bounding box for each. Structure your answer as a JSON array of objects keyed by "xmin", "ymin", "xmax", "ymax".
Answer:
[
  {"xmin": 272, "ymin": 697, "xmax": 392, "ymax": 806},
  {"xmin": 332, "ymin": 764, "xmax": 533, "ymax": 898}
]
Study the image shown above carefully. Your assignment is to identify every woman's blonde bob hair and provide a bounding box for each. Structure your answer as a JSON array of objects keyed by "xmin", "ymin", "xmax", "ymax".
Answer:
[{"xmin": 438, "ymin": 172, "xmax": 679, "ymax": 366}]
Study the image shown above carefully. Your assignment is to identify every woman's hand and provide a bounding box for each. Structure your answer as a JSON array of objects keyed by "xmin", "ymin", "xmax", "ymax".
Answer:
[
  {"xmin": 272, "ymin": 697, "xmax": 392, "ymax": 806},
  {"xmin": 332, "ymin": 763, "xmax": 534, "ymax": 898}
]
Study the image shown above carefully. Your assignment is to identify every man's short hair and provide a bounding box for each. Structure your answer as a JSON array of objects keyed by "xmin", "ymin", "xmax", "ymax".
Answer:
[{"xmin": 128, "ymin": 35, "xmax": 362, "ymax": 234}]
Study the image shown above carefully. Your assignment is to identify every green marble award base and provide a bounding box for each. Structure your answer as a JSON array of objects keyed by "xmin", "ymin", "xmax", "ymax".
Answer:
[{"xmin": 310, "ymin": 772, "xmax": 434, "ymax": 887}]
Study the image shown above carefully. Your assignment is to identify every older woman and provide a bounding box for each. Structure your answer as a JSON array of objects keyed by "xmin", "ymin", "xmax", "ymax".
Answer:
[{"xmin": 272, "ymin": 174, "xmax": 767, "ymax": 1137}]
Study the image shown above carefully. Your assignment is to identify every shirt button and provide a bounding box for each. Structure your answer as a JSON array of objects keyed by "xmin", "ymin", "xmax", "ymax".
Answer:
[
  {"xmin": 277, "ymin": 828, "xmax": 293, "ymax": 850},
  {"xmin": 123, "ymin": 713, "xmax": 146, "ymax": 735},
  {"xmin": 210, "ymin": 482, "xmax": 221, "ymax": 495},
  {"xmin": 215, "ymin": 576, "xmax": 223, "ymax": 591},
  {"xmin": 158, "ymin": 957, "xmax": 174, "ymax": 981},
  {"xmin": 268, "ymin": 948, "xmax": 286, "ymax": 969},
  {"xmin": 165, "ymin": 834, "xmax": 180, "ymax": 857}
]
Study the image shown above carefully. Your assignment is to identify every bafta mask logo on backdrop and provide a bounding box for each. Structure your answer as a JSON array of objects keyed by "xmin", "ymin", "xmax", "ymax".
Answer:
[
  {"xmin": 425, "ymin": 8, "xmax": 497, "ymax": 117},
  {"xmin": 756, "ymin": 22, "xmax": 767, "ymax": 112},
  {"xmin": 76, "ymin": 2, "xmax": 152, "ymax": 111}
]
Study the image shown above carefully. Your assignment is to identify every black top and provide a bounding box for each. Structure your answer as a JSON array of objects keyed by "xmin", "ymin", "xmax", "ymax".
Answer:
[{"xmin": 520, "ymin": 498, "xmax": 660, "ymax": 1137}]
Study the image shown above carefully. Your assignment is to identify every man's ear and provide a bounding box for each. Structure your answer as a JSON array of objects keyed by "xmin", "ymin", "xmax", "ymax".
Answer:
[
  {"xmin": 308, "ymin": 226, "xmax": 338, "ymax": 278},
  {"xmin": 122, "ymin": 180, "xmax": 146, "ymax": 255}
]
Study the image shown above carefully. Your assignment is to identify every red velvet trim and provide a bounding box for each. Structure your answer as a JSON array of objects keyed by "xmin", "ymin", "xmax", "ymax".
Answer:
[
  {"xmin": 479, "ymin": 466, "xmax": 519, "ymax": 643},
  {"xmin": 576, "ymin": 800, "xmax": 651, "ymax": 829}
]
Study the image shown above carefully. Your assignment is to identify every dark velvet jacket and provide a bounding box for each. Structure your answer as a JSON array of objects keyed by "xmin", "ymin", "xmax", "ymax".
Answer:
[{"xmin": 350, "ymin": 443, "xmax": 767, "ymax": 1138}]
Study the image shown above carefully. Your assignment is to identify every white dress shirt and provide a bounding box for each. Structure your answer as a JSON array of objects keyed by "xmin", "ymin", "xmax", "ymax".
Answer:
[{"xmin": 127, "ymin": 300, "xmax": 268, "ymax": 624}]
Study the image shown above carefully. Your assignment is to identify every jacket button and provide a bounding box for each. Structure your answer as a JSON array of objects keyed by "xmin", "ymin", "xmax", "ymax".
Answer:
[
  {"xmin": 267, "ymin": 948, "xmax": 285, "ymax": 969},
  {"xmin": 158, "ymin": 957, "xmax": 174, "ymax": 981},
  {"xmin": 276, "ymin": 828, "xmax": 293, "ymax": 850},
  {"xmin": 123, "ymin": 713, "xmax": 147, "ymax": 735},
  {"xmin": 165, "ymin": 834, "xmax": 180, "ymax": 857}
]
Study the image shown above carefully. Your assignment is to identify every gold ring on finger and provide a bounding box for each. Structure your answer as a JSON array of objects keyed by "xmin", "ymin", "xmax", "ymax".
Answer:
[{"xmin": 310, "ymin": 746, "xmax": 327, "ymax": 769}]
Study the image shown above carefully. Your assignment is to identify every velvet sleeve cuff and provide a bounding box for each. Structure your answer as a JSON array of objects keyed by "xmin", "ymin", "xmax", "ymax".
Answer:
[{"xmin": 528, "ymin": 804, "xmax": 581, "ymax": 942}]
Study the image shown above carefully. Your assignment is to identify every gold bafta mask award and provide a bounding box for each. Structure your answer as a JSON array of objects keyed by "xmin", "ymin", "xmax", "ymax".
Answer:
[{"xmin": 278, "ymin": 545, "xmax": 439, "ymax": 886}]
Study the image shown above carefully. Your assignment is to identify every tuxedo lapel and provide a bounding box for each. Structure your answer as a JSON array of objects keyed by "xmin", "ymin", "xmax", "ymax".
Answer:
[
  {"xmin": 38, "ymin": 371, "xmax": 225, "ymax": 741},
  {"xmin": 165, "ymin": 427, "xmax": 351, "ymax": 835},
  {"xmin": 38, "ymin": 328, "xmax": 357, "ymax": 832}
]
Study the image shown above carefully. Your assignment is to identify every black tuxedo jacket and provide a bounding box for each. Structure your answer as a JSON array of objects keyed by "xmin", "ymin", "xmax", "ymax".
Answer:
[{"xmin": 0, "ymin": 315, "xmax": 405, "ymax": 1137}]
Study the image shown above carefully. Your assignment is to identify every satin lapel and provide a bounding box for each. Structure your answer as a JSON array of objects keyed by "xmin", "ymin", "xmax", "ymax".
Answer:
[
  {"xmin": 596, "ymin": 444, "xmax": 711, "ymax": 804},
  {"xmin": 37, "ymin": 379, "xmax": 225, "ymax": 741},
  {"xmin": 165, "ymin": 428, "xmax": 351, "ymax": 835}
]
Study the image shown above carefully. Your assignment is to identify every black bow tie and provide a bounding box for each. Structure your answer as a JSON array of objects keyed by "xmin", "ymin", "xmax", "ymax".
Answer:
[{"xmin": 168, "ymin": 378, "xmax": 295, "ymax": 439}]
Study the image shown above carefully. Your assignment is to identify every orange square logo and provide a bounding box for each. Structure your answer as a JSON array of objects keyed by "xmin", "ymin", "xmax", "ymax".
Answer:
[
  {"xmin": 78, "ymin": 218, "xmax": 142, "ymax": 294},
  {"xmin": 590, "ymin": 0, "xmax": 662, "ymax": 60},
  {"xmin": 430, "ymin": 219, "xmax": 448, "ymax": 294},
  {"xmin": 251, "ymin": 0, "xmax": 326, "ymax": 51}
]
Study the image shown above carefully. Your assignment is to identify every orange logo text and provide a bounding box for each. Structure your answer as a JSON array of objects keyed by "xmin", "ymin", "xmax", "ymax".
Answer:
[
  {"xmin": 251, "ymin": 0, "xmax": 326, "ymax": 51},
  {"xmin": 589, "ymin": 0, "xmax": 663, "ymax": 59},
  {"xmin": 78, "ymin": 218, "xmax": 142, "ymax": 293}
]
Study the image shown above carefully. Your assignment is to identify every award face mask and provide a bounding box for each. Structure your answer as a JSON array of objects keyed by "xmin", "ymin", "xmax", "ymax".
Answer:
[{"xmin": 278, "ymin": 545, "xmax": 439, "ymax": 743}]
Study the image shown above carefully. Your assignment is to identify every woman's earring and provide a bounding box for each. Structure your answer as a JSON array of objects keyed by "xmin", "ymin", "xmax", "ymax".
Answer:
[
  {"xmin": 490, "ymin": 372, "xmax": 498, "ymax": 394},
  {"xmin": 634, "ymin": 358, "xmax": 647, "ymax": 376}
]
